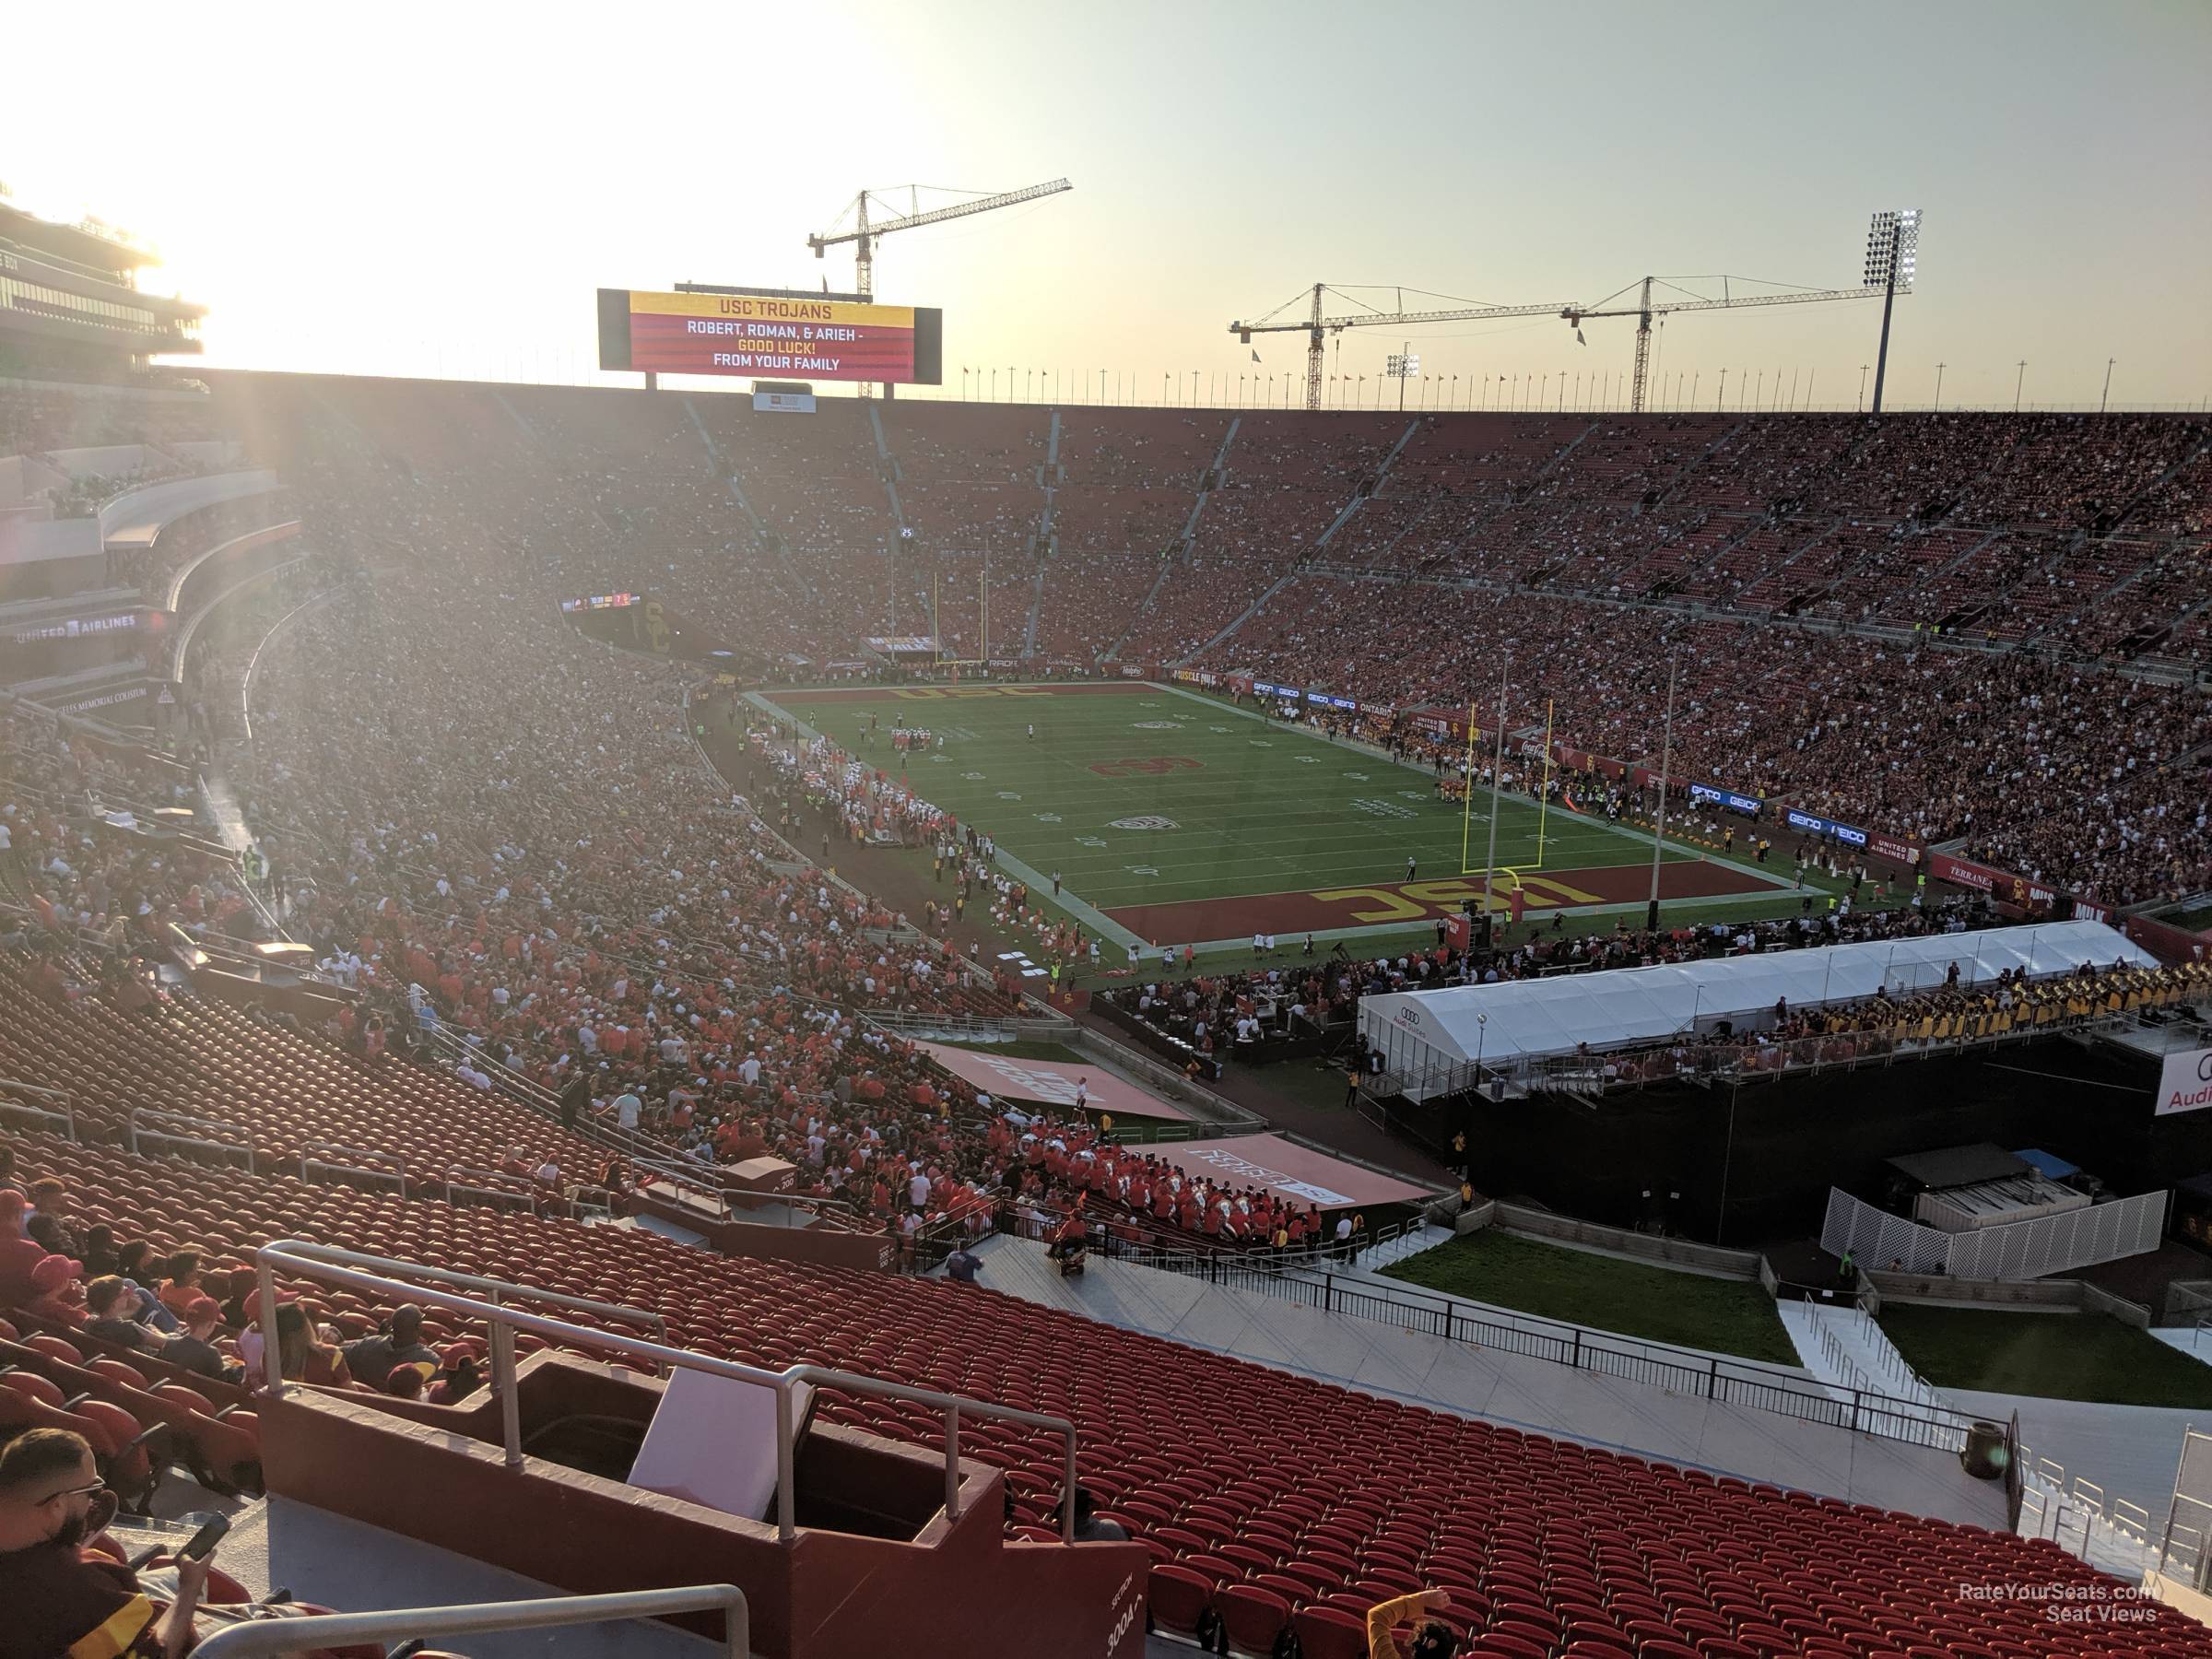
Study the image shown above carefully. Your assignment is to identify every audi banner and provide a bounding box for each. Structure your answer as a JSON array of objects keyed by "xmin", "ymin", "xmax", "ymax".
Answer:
[{"xmin": 2158, "ymin": 1046, "xmax": 2212, "ymax": 1115}]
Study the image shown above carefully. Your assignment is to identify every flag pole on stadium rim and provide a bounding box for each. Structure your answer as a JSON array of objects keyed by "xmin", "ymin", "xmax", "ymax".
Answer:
[
  {"xmin": 1646, "ymin": 657, "xmax": 1678, "ymax": 932},
  {"xmin": 1479, "ymin": 662, "xmax": 1509, "ymax": 947}
]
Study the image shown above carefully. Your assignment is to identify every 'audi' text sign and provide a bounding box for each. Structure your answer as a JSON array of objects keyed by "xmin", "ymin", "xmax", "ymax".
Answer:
[{"xmin": 2157, "ymin": 1046, "xmax": 2212, "ymax": 1115}]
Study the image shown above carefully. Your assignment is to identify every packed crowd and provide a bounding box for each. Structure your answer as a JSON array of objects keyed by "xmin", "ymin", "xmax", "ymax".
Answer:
[
  {"xmin": 1545, "ymin": 957, "xmax": 2206, "ymax": 1091},
  {"xmin": 1210, "ymin": 586, "xmax": 2212, "ymax": 903},
  {"xmin": 91, "ymin": 377, "xmax": 2199, "ymax": 902}
]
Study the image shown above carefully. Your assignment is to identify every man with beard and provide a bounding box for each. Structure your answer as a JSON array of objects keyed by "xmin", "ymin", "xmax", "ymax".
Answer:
[{"xmin": 0, "ymin": 1427, "xmax": 210, "ymax": 1657}]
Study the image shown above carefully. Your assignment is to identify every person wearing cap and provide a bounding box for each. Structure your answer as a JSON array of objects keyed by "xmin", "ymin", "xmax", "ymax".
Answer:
[
  {"xmin": 161, "ymin": 1297, "xmax": 241, "ymax": 1382},
  {"xmin": 343, "ymin": 1304, "xmax": 439, "ymax": 1390},
  {"xmin": 24, "ymin": 1253, "xmax": 87, "ymax": 1326},
  {"xmin": 428, "ymin": 1345, "xmax": 482, "ymax": 1405}
]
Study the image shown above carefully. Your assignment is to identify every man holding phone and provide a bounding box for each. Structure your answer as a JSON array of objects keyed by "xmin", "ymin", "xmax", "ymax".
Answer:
[{"xmin": 0, "ymin": 1427, "xmax": 210, "ymax": 1657}]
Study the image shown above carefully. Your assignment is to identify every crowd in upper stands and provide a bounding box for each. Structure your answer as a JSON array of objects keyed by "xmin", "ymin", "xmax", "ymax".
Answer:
[{"xmin": 11, "ymin": 380, "xmax": 2211, "ymax": 902}]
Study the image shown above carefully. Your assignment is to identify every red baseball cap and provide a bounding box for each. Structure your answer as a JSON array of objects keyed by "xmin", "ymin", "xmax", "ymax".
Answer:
[{"xmin": 29, "ymin": 1253, "xmax": 82, "ymax": 1291}]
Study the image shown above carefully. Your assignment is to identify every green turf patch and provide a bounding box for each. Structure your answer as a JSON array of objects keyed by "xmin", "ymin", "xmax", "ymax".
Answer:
[
  {"xmin": 1878, "ymin": 1304, "xmax": 2212, "ymax": 1408},
  {"xmin": 758, "ymin": 682, "xmax": 1794, "ymax": 945},
  {"xmin": 2157, "ymin": 900, "xmax": 2212, "ymax": 935},
  {"xmin": 1379, "ymin": 1228, "xmax": 1799, "ymax": 1365}
]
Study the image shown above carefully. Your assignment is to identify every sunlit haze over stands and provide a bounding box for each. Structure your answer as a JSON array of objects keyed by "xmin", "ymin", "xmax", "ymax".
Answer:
[{"xmin": 6, "ymin": 0, "xmax": 2209, "ymax": 409}]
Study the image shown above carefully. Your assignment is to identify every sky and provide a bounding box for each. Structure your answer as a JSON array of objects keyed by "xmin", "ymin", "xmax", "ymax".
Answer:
[{"xmin": 6, "ymin": 0, "xmax": 2208, "ymax": 412}]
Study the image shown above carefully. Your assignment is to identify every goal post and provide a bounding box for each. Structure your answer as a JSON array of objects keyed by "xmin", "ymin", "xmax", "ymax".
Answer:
[
  {"xmin": 1459, "ymin": 698, "xmax": 1549, "ymax": 886},
  {"xmin": 929, "ymin": 570, "xmax": 994, "ymax": 668}
]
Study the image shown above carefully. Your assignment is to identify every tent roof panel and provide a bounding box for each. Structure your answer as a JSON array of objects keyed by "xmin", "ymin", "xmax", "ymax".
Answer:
[{"xmin": 1359, "ymin": 921, "xmax": 2152, "ymax": 1070}]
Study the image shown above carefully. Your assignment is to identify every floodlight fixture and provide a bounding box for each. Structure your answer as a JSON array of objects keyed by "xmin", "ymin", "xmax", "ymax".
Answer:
[
  {"xmin": 1865, "ymin": 208, "xmax": 1922, "ymax": 293},
  {"xmin": 1865, "ymin": 208, "xmax": 1922, "ymax": 415}
]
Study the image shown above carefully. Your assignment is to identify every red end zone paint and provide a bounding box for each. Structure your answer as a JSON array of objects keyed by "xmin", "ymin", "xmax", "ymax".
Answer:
[
  {"xmin": 776, "ymin": 682, "xmax": 1158, "ymax": 705},
  {"xmin": 1107, "ymin": 859, "xmax": 1788, "ymax": 942}
]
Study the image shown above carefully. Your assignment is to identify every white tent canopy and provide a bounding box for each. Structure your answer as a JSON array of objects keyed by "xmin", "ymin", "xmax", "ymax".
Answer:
[{"xmin": 1359, "ymin": 920, "xmax": 2153, "ymax": 1078}]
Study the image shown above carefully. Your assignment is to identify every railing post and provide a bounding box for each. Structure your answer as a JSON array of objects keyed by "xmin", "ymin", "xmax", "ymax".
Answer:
[
  {"xmin": 1707, "ymin": 1357, "xmax": 1718, "ymax": 1399},
  {"xmin": 1324, "ymin": 1275, "xmax": 1335, "ymax": 1315},
  {"xmin": 943, "ymin": 1403, "xmax": 962, "ymax": 1521},
  {"xmin": 774, "ymin": 1382, "xmax": 796, "ymax": 1544},
  {"xmin": 487, "ymin": 1287, "xmax": 523, "ymax": 1469},
  {"xmin": 1571, "ymin": 1327, "xmax": 1582, "ymax": 1370},
  {"xmin": 255, "ymin": 1261, "xmax": 286, "ymax": 1401},
  {"xmin": 1062, "ymin": 1430, "xmax": 1078, "ymax": 1544}
]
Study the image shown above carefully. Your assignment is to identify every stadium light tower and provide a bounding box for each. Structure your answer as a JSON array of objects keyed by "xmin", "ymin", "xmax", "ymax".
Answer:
[
  {"xmin": 1386, "ymin": 344, "xmax": 1419, "ymax": 412},
  {"xmin": 1864, "ymin": 209, "xmax": 1921, "ymax": 416}
]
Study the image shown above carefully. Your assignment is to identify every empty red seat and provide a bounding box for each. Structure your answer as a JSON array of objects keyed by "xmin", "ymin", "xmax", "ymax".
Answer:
[
  {"xmin": 1147, "ymin": 1564, "xmax": 1216, "ymax": 1640},
  {"xmin": 1217, "ymin": 1583, "xmax": 1292, "ymax": 1654}
]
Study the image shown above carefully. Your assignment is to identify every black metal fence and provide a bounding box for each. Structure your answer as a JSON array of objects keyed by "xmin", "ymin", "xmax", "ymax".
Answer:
[{"xmin": 1107, "ymin": 1249, "xmax": 1975, "ymax": 1451}]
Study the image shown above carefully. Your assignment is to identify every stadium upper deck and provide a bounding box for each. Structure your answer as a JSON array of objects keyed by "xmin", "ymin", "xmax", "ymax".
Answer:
[
  {"xmin": 0, "ymin": 197, "xmax": 204, "ymax": 382},
  {"xmin": 6, "ymin": 376, "xmax": 2208, "ymax": 903}
]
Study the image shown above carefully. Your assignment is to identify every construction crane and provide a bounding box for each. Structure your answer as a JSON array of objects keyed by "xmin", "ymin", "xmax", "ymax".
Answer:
[
  {"xmin": 807, "ymin": 179, "xmax": 1072, "ymax": 300},
  {"xmin": 1230, "ymin": 211, "xmax": 1919, "ymax": 413}
]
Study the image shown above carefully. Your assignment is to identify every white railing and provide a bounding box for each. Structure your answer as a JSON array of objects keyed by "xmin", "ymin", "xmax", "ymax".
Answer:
[
  {"xmin": 1800, "ymin": 1290, "xmax": 1967, "ymax": 1453},
  {"xmin": 299, "ymin": 1140, "xmax": 406, "ymax": 1198},
  {"xmin": 441, "ymin": 1164, "xmax": 606, "ymax": 1223},
  {"xmin": 1820, "ymin": 1186, "xmax": 2170, "ymax": 1280},
  {"xmin": 0, "ymin": 1077, "xmax": 74, "ymax": 1139},
  {"xmin": 191, "ymin": 1584, "xmax": 748, "ymax": 1659},
  {"xmin": 127, "ymin": 1107, "xmax": 254, "ymax": 1167},
  {"xmin": 253, "ymin": 1241, "xmax": 1080, "ymax": 1541},
  {"xmin": 2020, "ymin": 1451, "xmax": 2160, "ymax": 1576}
]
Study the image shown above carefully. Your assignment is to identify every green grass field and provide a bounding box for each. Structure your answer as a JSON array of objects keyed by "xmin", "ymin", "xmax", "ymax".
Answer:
[
  {"xmin": 1878, "ymin": 1305, "xmax": 2212, "ymax": 1408},
  {"xmin": 758, "ymin": 681, "xmax": 1796, "ymax": 947},
  {"xmin": 1380, "ymin": 1229, "xmax": 1801, "ymax": 1365}
]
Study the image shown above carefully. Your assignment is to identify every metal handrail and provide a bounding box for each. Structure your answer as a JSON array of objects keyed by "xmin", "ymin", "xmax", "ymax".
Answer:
[
  {"xmin": 127, "ymin": 1107, "xmax": 254, "ymax": 1166},
  {"xmin": 440, "ymin": 1164, "xmax": 611, "ymax": 1225},
  {"xmin": 0, "ymin": 1077, "xmax": 75, "ymax": 1139},
  {"xmin": 190, "ymin": 1584, "xmax": 748, "ymax": 1659},
  {"xmin": 262, "ymin": 1241, "xmax": 667, "ymax": 1350},
  {"xmin": 299, "ymin": 1140, "xmax": 407, "ymax": 1199},
  {"xmin": 253, "ymin": 1240, "xmax": 1079, "ymax": 1541},
  {"xmin": 1089, "ymin": 1245, "xmax": 1974, "ymax": 1449}
]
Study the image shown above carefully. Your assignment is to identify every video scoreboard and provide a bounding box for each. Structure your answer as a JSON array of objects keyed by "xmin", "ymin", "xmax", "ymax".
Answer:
[{"xmin": 597, "ymin": 288, "xmax": 942, "ymax": 385}]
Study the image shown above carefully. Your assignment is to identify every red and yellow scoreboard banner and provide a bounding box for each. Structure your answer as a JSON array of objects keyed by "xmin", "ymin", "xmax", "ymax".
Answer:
[{"xmin": 596, "ymin": 288, "xmax": 942, "ymax": 384}]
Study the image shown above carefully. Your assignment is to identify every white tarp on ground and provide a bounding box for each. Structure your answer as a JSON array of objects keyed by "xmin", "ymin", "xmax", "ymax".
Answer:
[{"xmin": 1359, "ymin": 920, "xmax": 2153, "ymax": 1073}]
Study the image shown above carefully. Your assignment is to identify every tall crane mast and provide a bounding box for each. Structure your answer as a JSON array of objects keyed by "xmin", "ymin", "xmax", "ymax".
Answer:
[
  {"xmin": 1231, "ymin": 212, "xmax": 1920, "ymax": 413},
  {"xmin": 808, "ymin": 179, "xmax": 1071, "ymax": 394}
]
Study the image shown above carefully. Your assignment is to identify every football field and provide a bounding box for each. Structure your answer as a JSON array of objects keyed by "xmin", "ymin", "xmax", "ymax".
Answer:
[{"xmin": 755, "ymin": 681, "xmax": 1797, "ymax": 949}]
